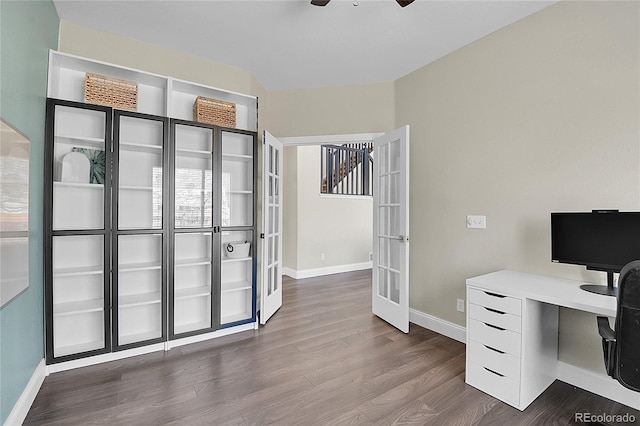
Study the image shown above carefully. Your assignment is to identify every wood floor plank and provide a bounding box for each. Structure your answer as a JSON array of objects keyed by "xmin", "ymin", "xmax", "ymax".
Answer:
[{"xmin": 25, "ymin": 270, "xmax": 640, "ymax": 425}]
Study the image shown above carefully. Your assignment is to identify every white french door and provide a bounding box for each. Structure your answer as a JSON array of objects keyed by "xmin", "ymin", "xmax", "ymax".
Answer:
[
  {"xmin": 372, "ymin": 126, "xmax": 410, "ymax": 333},
  {"xmin": 260, "ymin": 131, "xmax": 284, "ymax": 324}
]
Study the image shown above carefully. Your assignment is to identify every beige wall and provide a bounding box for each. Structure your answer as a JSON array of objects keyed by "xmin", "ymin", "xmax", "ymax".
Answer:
[
  {"xmin": 290, "ymin": 145, "xmax": 372, "ymax": 272},
  {"xmin": 269, "ymin": 83, "xmax": 394, "ymax": 272},
  {"xmin": 395, "ymin": 0, "xmax": 639, "ymax": 372},
  {"xmin": 59, "ymin": 21, "xmax": 255, "ymax": 95},
  {"xmin": 266, "ymin": 82, "xmax": 395, "ymax": 137}
]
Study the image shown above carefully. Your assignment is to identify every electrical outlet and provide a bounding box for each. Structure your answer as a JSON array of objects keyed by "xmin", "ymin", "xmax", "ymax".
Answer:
[
  {"xmin": 456, "ymin": 299, "xmax": 465, "ymax": 313},
  {"xmin": 466, "ymin": 215, "xmax": 486, "ymax": 229},
  {"xmin": 321, "ymin": 253, "xmax": 326, "ymax": 261},
  {"xmin": 369, "ymin": 252, "xmax": 373, "ymax": 261}
]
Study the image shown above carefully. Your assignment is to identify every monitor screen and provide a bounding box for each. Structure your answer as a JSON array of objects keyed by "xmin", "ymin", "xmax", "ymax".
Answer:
[{"xmin": 551, "ymin": 211, "xmax": 640, "ymax": 272}]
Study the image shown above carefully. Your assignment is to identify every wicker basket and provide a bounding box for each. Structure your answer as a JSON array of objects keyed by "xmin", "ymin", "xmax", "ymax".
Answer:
[
  {"xmin": 194, "ymin": 96, "xmax": 236, "ymax": 128},
  {"xmin": 85, "ymin": 73, "xmax": 138, "ymax": 111}
]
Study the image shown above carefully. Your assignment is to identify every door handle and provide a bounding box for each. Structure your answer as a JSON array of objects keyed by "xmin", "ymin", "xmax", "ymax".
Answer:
[{"xmin": 395, "ymin": 235, "xmax": 409, "ymax": 243}]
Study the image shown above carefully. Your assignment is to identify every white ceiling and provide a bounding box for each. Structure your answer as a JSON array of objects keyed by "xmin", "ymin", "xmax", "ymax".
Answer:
[{"xmin": 53, "ymin": 0, "xmax": 556, "ymax": 91}]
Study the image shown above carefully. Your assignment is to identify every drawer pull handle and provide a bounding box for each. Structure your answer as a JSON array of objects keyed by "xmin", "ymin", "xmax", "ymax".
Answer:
[
  {"xmin": 484, "ymin": 344, "xmax": 505, "ymax": 354},
  {"xmin": 484, "ymin": 307, "xmax": 505, "ymax": 315},
  {"xmin": 484, "ymin": 322, "xmax": 506, "ymax": 331},
  {"xmin": 484, "ymin": 291, "xmax": 507, "ymax": 299},
  {"xmin": 484, "ymin": 367, "xmax": 505, "ymax": 377}
]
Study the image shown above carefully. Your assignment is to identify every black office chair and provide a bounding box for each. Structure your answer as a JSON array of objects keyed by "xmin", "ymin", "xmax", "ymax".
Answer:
[{"xmin": 597, "ymin": 259, "xmax": 640, "ymax": 392}]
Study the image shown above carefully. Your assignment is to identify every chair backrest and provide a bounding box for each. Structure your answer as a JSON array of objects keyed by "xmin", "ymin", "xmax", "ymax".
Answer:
[{"xmin": 614, "ymin": 259, "xmax": 640, "ymax": 391}]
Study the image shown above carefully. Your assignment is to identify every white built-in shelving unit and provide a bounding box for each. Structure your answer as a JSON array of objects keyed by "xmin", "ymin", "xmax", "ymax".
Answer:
[{"xmin": 45, "ymin": 50, "xmax": 257, "ymax": 365}]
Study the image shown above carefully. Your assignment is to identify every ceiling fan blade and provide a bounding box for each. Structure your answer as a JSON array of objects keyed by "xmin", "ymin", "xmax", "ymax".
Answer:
[
  {"xmin": 311, "ymin": 0, "xmax": 331, "ymax": 6},
  {"xmin": 396, "ymin": 0, "xmax": 415, "ymax": 7}
]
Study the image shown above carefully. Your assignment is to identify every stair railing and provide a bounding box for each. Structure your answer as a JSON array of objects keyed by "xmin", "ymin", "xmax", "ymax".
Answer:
[{"xmin": 321, "ymin": 143, "xmax": 373, "ymax": 196}]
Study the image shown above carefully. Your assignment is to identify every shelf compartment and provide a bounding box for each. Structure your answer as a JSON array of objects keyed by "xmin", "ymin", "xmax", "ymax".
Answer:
[
  {"xmin": 53, "ymin": 307, "xmax": 104, "ymax": 356},
  {"xmin": 176, "ymin": 148, "xmax": 212, "ymax": 158},
  {"xmin": 175, "ymin": 257, "xmax": 212, "ymax": 268},
  {"xmin": 174, "ymin": 321, "xmax": 211, "ymax": 335},
  {"xmin": 221, "ymin": 312, "xmax": 252, "ymax": 325},
  {"xmin": 222, "ymin": 280, "xmax": 252, "ymax": 293},
  {"xmin": 48, "ymin": 51, "xmax": 168, "ymax": 116},
  {"xmin": 54, "ymin": 135, "xmax": 104, "ymax": 149},
  {"xmin": 221, "ymin": 287, "xmax": 251, "ymax": 323},
  {"xmin": 222, "ymin": 256, "xmax": 251, "ymax": 263},
  {"xmin": 53, "ymin": 181, "xmax": 104, "ymax": 189},
  {"xmin": 170, "ymin": 78, "xmax": 257, "ymax": 132},
  {"xmin": 54, "ymin": 298, "xmax": 104, "ymax": 316},
  {"xmin": 175, "ymin": 286, "xmax": 211, "ymax": 300},
  {"xmin": 222, "ymin": 153, "xmax": 252, "ymax": 162},
  {"xmin": 119, "ymin": 330, "xmax": 162, "ymax": 346},
  {"xmin": 118, "ymin": 301, "xmax": 162, "ymax": 346},
  {"xmin": 54, "ymin": 339, "xmax": 105, "ymax": 358},
  {"xmin": 53, "ymin": 265, "xmax": 103, "ymax": 277},
  {"xmin": 119, "ymin": 292, "xmax": 162, "ymax": 307},
  {"xmin": 118, "ymin": 261, "xmax": 162, "ymax": 273},
  {"xmin": 119, "ymin": 142, "xmax": 162, "ymax": 153},
  {"xmin": 53, "ymin": 183, "xmax": 104, "ymax": 230},
  {"xmin": 174, "ymin": 294, "xmax": 211, "ymax": 334}
]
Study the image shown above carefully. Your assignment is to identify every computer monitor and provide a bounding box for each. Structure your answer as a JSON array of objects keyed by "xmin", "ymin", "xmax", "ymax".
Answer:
[{"xmin": 551, "ymin": 210, "xmax": 640, "ymax": 296}]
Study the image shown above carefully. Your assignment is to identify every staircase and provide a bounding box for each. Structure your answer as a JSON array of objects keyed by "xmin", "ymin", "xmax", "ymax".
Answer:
[{"xmin": 321, "ymin": 143, "xmax": 373, "ymax": 196}]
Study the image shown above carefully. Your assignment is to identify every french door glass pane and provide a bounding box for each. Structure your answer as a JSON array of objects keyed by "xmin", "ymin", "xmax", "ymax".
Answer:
[
  {"xmin": 52, "ymin": 105, "xmax": 106, "ymax": 230},
  {"xmin": 222, "ymin": 131, "xmax": 253, "ymax": 227},
  {"xmin": 174, "ymin": 232, "xmax": 212, "ymax": 333},
  {"xmin": 118, "ymin": 116, "xmax": 164, "ymax": 230},
  {"xmin": 174, "ymin": 125, "xmax": 213, "ymax": 229},
  {"xmin": 378, "ymin": 268, "xmax": 388, "ymax": 298},
  {"xmin": 221, "ymin": 230, "xmax": 253, "ymax": 324},
  {"xmin": 117, "ymin": 234, "xmax": 163, "ymax": 345},
  {"xmin": 52, "ymin": 235, "xmax": 105, "ymax": 357}
]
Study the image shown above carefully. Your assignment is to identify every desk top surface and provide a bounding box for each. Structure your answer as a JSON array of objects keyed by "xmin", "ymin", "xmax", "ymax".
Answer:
[{"xmin": 466, "ymin": 270, "xmax": 616, "ymax": 317}]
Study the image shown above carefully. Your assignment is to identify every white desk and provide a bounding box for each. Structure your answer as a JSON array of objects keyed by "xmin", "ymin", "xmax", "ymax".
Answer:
[
  {"xmin": 465, "ymin": 270, "xmax": 617, "ymax": 411},
  {"xmin": 467, "ymin": 270, "xmax": 616, "ymax": 317}
]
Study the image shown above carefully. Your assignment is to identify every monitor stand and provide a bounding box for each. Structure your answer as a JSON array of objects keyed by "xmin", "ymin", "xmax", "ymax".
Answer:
[{"xmin": 580, "ymin": 271, "xmax": 618, "ymax": 297}]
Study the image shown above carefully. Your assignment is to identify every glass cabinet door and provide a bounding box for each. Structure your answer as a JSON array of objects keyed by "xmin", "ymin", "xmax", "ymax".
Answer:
[
  {"xmin": 115, "ymin": 114, "xmax": 166, "ymax": 230},
  {"xmin": 171, "ymin": 122, "xmax": 217, "ymax": 337},
  {"xmin": 113, "ymin": 111, "xmax": 167, "ymax": 348},
  {"xmin": 52, "ymin": 235, "xmax": 107, "ymax": 358},
  {"xmin": 173, "ymin": 232, "xmax": 214, "ymax": 334},
  {"xmin": 46, "ymin": 100, "xmax": 111, "ymax": 362},
  {"xmin": 221, "ymin": 131, "xmax": 254, "ymax": 227},
  {"xmin": 51, "ymin": 104, "xmax": 109, "ymax": 231},
  {"xmin": 116, "ymin": 234, "xmax": 164, "ymax": 345},
  {"xmin": 221, "ymin": 230, "xmax": 253, "ymax": 325},
  {"xmin": 174, "ymin": 123, "xmax": 214, "ymax": 229}
]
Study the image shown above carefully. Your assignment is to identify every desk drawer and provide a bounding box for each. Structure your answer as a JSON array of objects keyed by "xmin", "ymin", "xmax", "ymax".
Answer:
[
  {"xmin": 469, "ymin": 303, "xmax": 521, "ymax": 333},
  {"xmin": 468, "ymin": 339, "xmax": 520, "ymax": 380},
  {"xmin": 466, "ymin": 361, "xmax": 520, "ymax": 407},
  {"xmin": 468, "ymin": 288, "xmax": 521, "ymax": 316},
  {"xmin": 468, "ymin": 318, "xmax": 521, "ymax": 357}
]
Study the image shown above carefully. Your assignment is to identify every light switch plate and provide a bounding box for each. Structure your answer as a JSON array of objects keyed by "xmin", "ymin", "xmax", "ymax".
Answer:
[{"xmin": 467, "ymin": 215, "xmax": 486, "ymax": 229}]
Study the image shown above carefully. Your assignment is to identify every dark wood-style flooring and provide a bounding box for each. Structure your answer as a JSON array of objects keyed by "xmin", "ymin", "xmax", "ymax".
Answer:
[{"xmin": 26, "ymin": 270, "xmax": 639, "ymax": 425}]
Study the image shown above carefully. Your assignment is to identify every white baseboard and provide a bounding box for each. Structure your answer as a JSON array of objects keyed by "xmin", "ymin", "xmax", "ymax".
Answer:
[
  {"xmin": 409, "ymin": 308, "xmax": 466, "ymax": 343},
  {"xmin": 557, "ymin": 361, "xmax": 640, "ymax": 410},
  {"xmin": 47, "ymin": 343, "xmax": 166, "ymax": 374},
  {"xmin": 166, "ymin": 322, "xmax": 256, "ymax": 350},
  {"xmin": 4, "ymin": 359, "xmax": 47, "ymax": 426},
  {"xmin": 283, "ymin": 262, "xmax": 372, "ymax": 280}
]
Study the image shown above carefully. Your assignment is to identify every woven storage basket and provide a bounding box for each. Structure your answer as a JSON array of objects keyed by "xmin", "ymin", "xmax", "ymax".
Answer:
[
  {"xmin": 194, "ymin": 96, "xmax": 236, "ymax": 128},
  {"xmin": 85, "ymin": 73, "xmax": 138, "ymax": 111}
]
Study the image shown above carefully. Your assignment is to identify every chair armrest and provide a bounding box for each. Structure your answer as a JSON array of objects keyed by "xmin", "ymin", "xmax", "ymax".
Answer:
[
  {"xmin": 597, "ymin": 316, "xmax": 617, "ymax": 378},
  {"xmin": 597, "ymin": 316, "xmax": 615, "ymax": 341}
]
